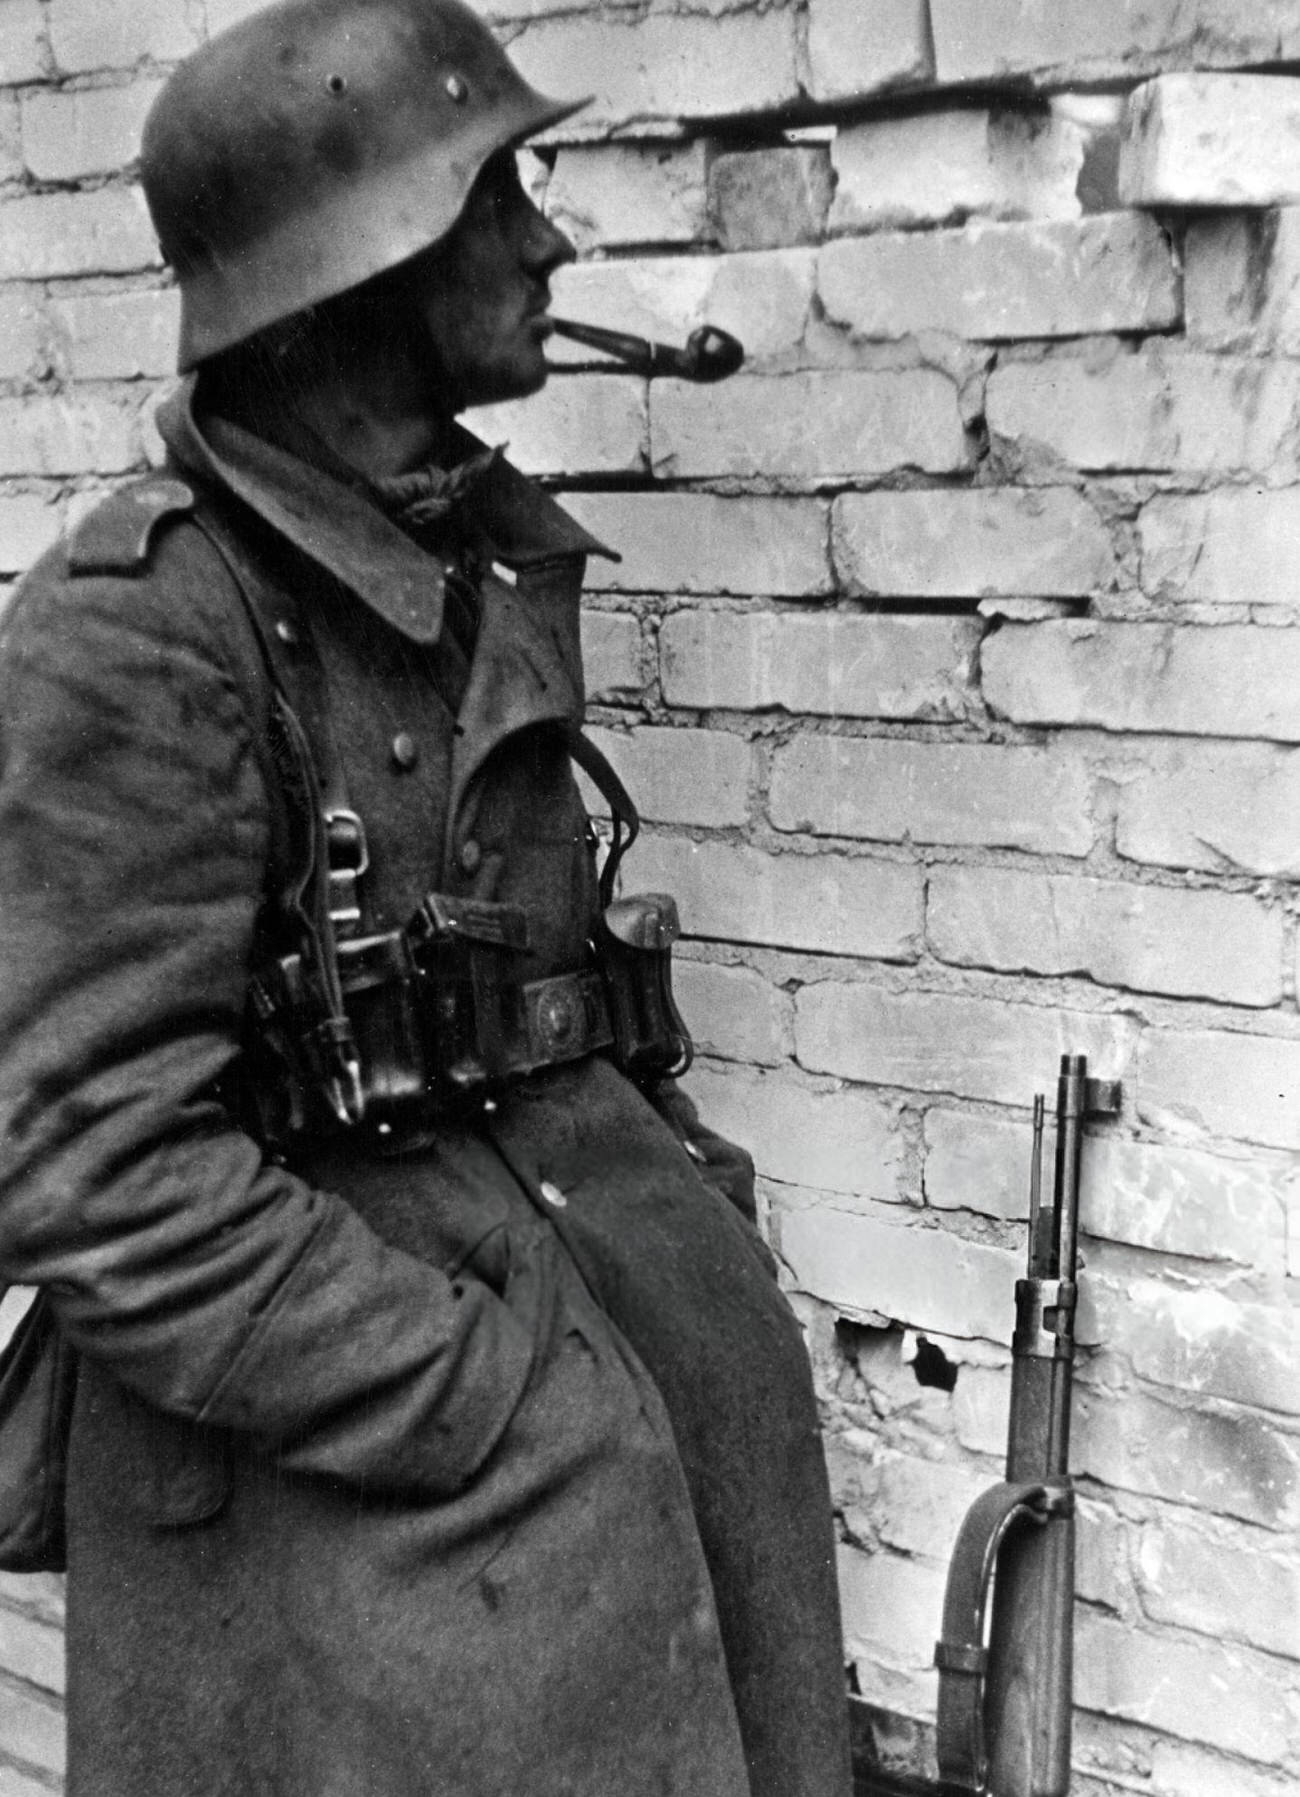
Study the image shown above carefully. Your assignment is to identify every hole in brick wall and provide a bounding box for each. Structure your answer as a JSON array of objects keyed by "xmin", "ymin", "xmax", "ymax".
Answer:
[{"xmin": 911, "ymin": 1336, "xmax": 958, "ymax": 1393}]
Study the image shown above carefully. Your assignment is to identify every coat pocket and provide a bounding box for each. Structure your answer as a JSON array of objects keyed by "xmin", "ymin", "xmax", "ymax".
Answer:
[{"xmin": 82, "ymin": 1365, "xmax": 233, "ymax": 1531}]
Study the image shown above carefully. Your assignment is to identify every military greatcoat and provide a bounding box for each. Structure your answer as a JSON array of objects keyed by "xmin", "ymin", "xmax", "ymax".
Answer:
[{"xmin": 0, "ymin": 379, "xmax": 852, "ymax": 1797}]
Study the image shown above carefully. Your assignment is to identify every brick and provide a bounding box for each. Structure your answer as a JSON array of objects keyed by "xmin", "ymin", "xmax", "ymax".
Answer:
[
  {"xmin": 0, "ymin": 1576, "xmax": 62, "ymax": 1631},
  {"xmin": 506, "ymin": 11, "xmax": 800, "ymax": 136},
  {"xmin": 1141, "ymin": 1027, "xmax": 1300, "ymax": 1151},
  {"xmin": 952, "ymin": 1364, "xmax": 1008, "ymax": 1457},
  {"xmin": 1079, "ymin": 1611, "xmax": 1295, "ymax": 1762},
  {"xmin": 830, "ymin": 108, "xmax": 1086, "ymax": 237},
  {"xmin": 925, "ymin": 1107, "xmax": 1288, "ymax": 1266},
  {"xmin": 1117, "ymin": 734, "xmax": 1300, "ymax": 883},
  {"xmin": 542, "ymin": 142, "xmax": 709, "ymax": 254},
  {"xmin": 1139, "ymin": 1519, "xmax": 1300, "ymax": 1661},
  {"xmin": 21, "ymin": 78, "xmax": 162, "ymax": 181},
  {"xmin": 49, "ymin": 0, "xmax": 198, "ymax": 72},
  {"xmin": 203, "ymin": 0, "xmax": 269, "ymax": 33},
  {"xmin": 929, "ymin": 0, "xmax": 1300, "ymax": 86},
  {"xmin": 0, "ymin": 393, "xmax": 140, "ymax": 477},
  {"xmin": 651, "ymin": 369, "xmax": 967, "ymax": 481},
  {"xmin": 795, "ymin": 984, "xmax": 1130, "ymax": 1106},
  {"xmin": 0, "ymin": 189, "xmax": 159, "ymax": 280},
  {"xmin": 1109, "ymin": 1282, "xmax": 1300, "ymax": 1416},
  {"xmin": 1142, "ymin": 488, "xmax": 1300, "ymax": 606},
  {"xmin": 466, "ymin": 374, "xmax": 646, "ymax": 476},
  {"xmin": 586, "ymin": 724, "xmax": 749, "ymax": 828},
  {"xmin": 783, "ymin": 1205, "xmax": 1019, "ymax": 1342},
  {"xmin": 0, "ymin": 495, "xmax": 61, "ymax": 575},
  {"xmin": 683, "ymin": 1062, "xmax": 905, "ymax": 1202},
  {"xmin": 1074, "ymin": 1501, "xmax": 1131, "ymax": 1610},
  {"xmin": 1121, "ymin": 73, "xmax": 1300, "ymax": 209},
  {"xmin": 0, "ymin": 1677, "xmax": 64, "ymax": 1777},
  {"xmin": 49, "ymin": 286, "xmax": 180, "ymax": 379},
  {"xmin": 0, "ymin": 290, "xmax": 47, "ymax": 382},
  {"xmin": 866, "ymin": 1454, "xmax": 1000, "ymax": 1561},
  {"xmin": 0, "ymin": 1609, "xmax": 62, "ymax": 1697},
  {"xmin": 708, "ymin": 146, "xmax": 833, "ymax": 253},
  {"xmin": 833, "ymin": 490, "xmax": 1113, "ymax": 601},
  {"xmin": 1185, "ymin": 207, "xmax": 1300, "ymax": 349},
  {"xmin": 0, "ymin": 92, "xmax": 20, "ymax": 182},
  {"xmin": 984, "ymin": 620, "xmax": 1300, "ymax": 744},
  {"xmin": 580, "ymin": 610, "xmax": 641, "ymax": 698},
  {"xmin": 818, "ymin": 215, "xmax": 1181, "ymax": 343},
  {"xmin": 660, "ymin": 609, "xmax": 981, "ymax": 720},
  {"xmin": 551, "ymin": 248, "xmax": 814, "ymax": 369},
  {"xmin": 770, "ymin": 736, "xmax": 1095, "ymax": 855},
  {"xmin": 1075, "ymin": 1383, "xmax": 1300, "ymax": 1530},
  {"xmin": 1151, "ymin": 1744, "xmax": 1299, "ymax": 1797},
  {"xmin": 806, "ymin": 0, "xmax": 933, "ymax": 105},
  {"xmin": 988, "ymin": 350, "xmax": 1300, "ymax": 475},
  {"xmin": 631, "ymin": 834, "xmax": 923, "ymax": 962},
  {"xmin": 673, "ymin": 959, "xmax": 785, "ymax": 1067},
  {"xmin": 0, "ymin": 1763, "xmax": 65, "ymax": 1797},
  {"xmin": 0, "ymin": 0, "xmax": 45, "ymax": 86},
  {"xmin": 560, "ymin": 493, "xmax": 830, "ymax": 597},
  {"xmin": 929, "ymin": 866, "xmax": 1284, "ymax": 1006}
]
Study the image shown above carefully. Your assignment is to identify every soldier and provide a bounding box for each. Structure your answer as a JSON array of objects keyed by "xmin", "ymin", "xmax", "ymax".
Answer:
[{"xmin": 0, "ymin": 2, "xmax": 853, "ymax": 1794}]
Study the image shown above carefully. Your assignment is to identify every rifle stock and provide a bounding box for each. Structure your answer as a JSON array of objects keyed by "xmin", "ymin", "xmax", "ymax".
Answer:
[{"xmin": 934, "ymin": 1056, "xmax": 1119, "ymax": 1797}]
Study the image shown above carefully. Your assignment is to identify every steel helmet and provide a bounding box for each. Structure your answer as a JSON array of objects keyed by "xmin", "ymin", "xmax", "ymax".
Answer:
[{"xmin": 141, "ymin": 0, "xmax": 586, "ymax": 371}]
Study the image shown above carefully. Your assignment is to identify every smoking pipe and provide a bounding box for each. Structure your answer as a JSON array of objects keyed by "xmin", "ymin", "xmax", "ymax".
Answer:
[{"xmin": 548, "ymin": 317, "xmax": 744, "ymax": 383}]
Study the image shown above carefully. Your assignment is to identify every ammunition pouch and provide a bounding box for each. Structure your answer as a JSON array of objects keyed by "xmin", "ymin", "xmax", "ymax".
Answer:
[{"xmin": 246, "ymin": 890, "xmax": 690, "ymax": 1147}]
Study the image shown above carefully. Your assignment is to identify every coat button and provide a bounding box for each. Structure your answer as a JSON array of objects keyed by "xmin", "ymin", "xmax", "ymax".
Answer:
[
  {"xmin": 458, "ymin": 838, "xmax": 482, "ymax": 875},
  {"xmin": 539, "ymin": 1180, "xmax": 568, "ymax": 1210},
  {"xmin": 390, "ymin": 731, "xmax": 418, "ymax": 771},
  {"xmin": 274, "ymin": 618, "xmax": 299, "ymax": 646}
]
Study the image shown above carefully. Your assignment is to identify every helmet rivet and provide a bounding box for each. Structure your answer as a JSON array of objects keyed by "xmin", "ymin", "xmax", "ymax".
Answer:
[
  {"xmin": 326, "ymin": 72, "xmax": 348, "ymax": 95},
  {"xmin": 445, "ymin": 72, "xmax": 468, "ymax": 103}
]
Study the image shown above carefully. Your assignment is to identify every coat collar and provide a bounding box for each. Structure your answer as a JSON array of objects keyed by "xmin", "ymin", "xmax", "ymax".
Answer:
[{"xmin": 155, "ymin": 378, "xmax": 615, "ymax": 648}]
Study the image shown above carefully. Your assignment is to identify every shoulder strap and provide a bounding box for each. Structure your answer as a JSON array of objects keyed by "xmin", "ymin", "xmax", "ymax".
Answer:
[
  {"xmin": 67, "ymin": 477, "xmax": 197, "ymax": 577},
  {"xmin": 566, "ymin": 726, "xmax": 640, "ymax": 909}
]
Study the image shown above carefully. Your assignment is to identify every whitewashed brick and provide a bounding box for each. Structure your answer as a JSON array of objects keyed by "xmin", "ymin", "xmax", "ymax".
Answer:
[
  {"xmin": 674, "ymin": 959, "xmax": 784, "ymax": 1067},
  {"xmin": 833, "ymin": 490, "xmax": 1113, "ymax": 600},
  {"xmin": 684, "ymin": 1062, "xmax": 906, "ymax": 1202},
  {"xmin": 49, "ymin": 0, "xmax": 199, "ymax": 71},
  {"xmin": 0, "ymin": 394, "xmax": 139, "ymax": 477},
  {"xmin": 586, "ymin": 724, "xmax": 749, "ymax": 828},
  {"xmin": 631, "ymin": 834, "xmax": 923, "ymax": 962},
  {"xmin": 0, "ymin": 289, "xmax": 46, "ymax": 382},
  {"xmin": 660, "ymin": 609, "xmax": 980, "ymax": 720},
  {"xmin": 1152, "ymin": 1743, "xmax": 1300, "ymax": 1797},
  {"xmin": 0, "ymin": 495, "xmax": 61, "ymax": 574},
  {"xmin": 953, "ymin": 1364, "xmax": 1009, "ymax": 1457},
  {"xmin": 1075, "ymin": 1383, "xmax": 1300, "ymax": 1530},
  {"xmin": 0, "ymin": 189, "xmax": 159, "ymax": 280},
  {"xmin": 1079, "ymin": 1611, "xmax": 1299, "ymax": 1765},
  {"xmin": 543, "ymin": 142, "xmax": 709, "ymax": 253},
  {"xmin": 838, "ymin": 1545, "xmax": 947, "ymax": 1701},
  {"xmin": 49, "ymin": 287, "xmax": 180, "ymax": 380},
  {"xmin": 1140, "ymin": 1027, "xmax": 1300, "ymax": 1150},
  {"xmin": 795, "ymin": 984, "xmax": 1130, "ymax": 1106},
  {"xmin": 561, "ymin": 492, "xmax": 830, "ymax": 597},
  {"xmin": 807, "ymin": 0, "xmax": 932, "ymax": 105},
  {"xmin": 0, "ymin": 0, "xmax": 45, "ymax": 85},
  {"xmin": 989, "ymin": 351, "xmax": 1300, "ymax": 475},
  {"xmin": 771, "ymin": 736, "xmax": 1095, "ymax": 855},
  {"xmin": 1113, "ymin": 1282, "xmax": 1300, "ymax": 1417},
  {"xmin": 708, "ymin": 146, "xmax": 833, "ymax": 253},
  {"xmin": 1121, "ymin": 73, "xmax": 1300, "ymax": 208},
  {"xmin": 580, "ymin": 610, "xmax": 641, "ymax": 698},
  {"xmin": 925, "ymin": 1107, "xmax": 1288, "ymax": 1266},
  {"xmin": 1185, "ymin": 207, "xmax": 1300, "ymax": 349},
  {"xmin": 0, "ymin": 1679, "xmax": 64, "ymax": 1777},
  {"xmin": 651, "ymin": 369, "xmax": 967, "ymax": 480},
  {"xmin": 551, "ymin": 248, "xmax": 813, "ymax": 369},
  {"xmin": 0, "ymin": 92, "xmax": 19, "ymax": 184},
  {"xmin": 929, "ymin": 866, "xmax": 1284, "ymax": 1006},
  {"xmin": 1116, "ymin": 740, "xmax": 1300, "ymax": 875},
  {"xmin": 830, "ymin": 108, "xmax": 1086, "ymax": 236},
  {"xmin": 930, "ymin": 1, "xmax": 1300, "ymax": 86},
  {"xmin": 21, "ymin": 78, "xmax": 163, "ymax": 181},
  {"xmin": 0, "ymin": 1606, "xmax": 62, "ymax": 1696},
  {"xmin": 784, "ymin": 1205, "xmax": 1019, "ymax": 1342},
  {"xmin": 507, "ymin": 10, "xmax": 800, "ymax": 135},
  {"xmin": 818, "ymin": 215, "xmax": 1181, "ymax": 343},
  {"xmin": 202, "ymin": 0, "xmax": 268, "ymax": 33},
  {"xmin": 466, "ymin": 374, "xmax": 646, "ymax": 476},
  {"xmin": 865, "ymin": 1455, "xmax": 997, "ymax": 1562},
  {"xmin": 984, "ymin": 620, "xmax": 1300, "ymax": 744},
  {"xmin": 1142, "ymin": 488, "xmax": 1300, "ymax": 604},
  {"xmin": 1138, "ymin": 1521, "xmax": 1300, "ymax": 1661}
]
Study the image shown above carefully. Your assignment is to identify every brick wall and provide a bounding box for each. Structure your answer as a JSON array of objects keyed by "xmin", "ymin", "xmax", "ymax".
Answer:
[{"xmin": 2, "ymin": 3, "xmax": 1300, "ymax": 1793}]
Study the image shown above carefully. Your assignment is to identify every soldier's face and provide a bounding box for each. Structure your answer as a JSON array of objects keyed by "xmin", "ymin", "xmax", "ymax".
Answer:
[{"xmin": 403, "ymin": 151, "xmax": 575, "ymax": 411}]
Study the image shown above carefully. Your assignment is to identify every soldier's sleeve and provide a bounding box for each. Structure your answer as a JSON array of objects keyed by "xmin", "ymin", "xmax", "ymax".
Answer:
[
  {"xmin": 648, "ymin": 1080, "xmax": 759, "ymax": 1225},
  {"xmin": 0, "ymin": 511, "xmax": 536, "ymax": 1497}
]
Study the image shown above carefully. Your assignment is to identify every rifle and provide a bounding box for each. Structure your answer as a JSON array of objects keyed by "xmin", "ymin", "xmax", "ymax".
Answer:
[{"xmin": 933, "ymin": 1054, "xmax": 1119, "ymax": 1797}]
